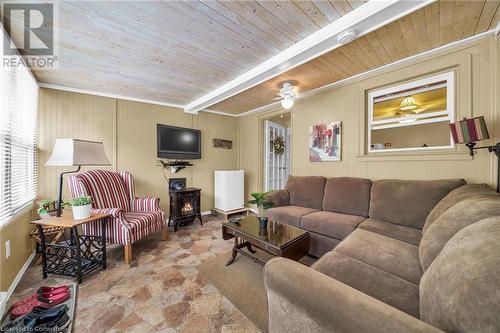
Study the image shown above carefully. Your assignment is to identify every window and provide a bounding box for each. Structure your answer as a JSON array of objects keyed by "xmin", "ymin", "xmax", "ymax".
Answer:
[
  {"xmin": 367, "ymin": 71, "xmax": 454, "ymax": 153},
  {"xmin": 0, "ymin": 59, "xmax": 39, "ymax": 226}
]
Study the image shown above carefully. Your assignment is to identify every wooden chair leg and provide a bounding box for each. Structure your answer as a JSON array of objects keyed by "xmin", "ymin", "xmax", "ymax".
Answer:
[
  {"xmin": 161, "ymin": 225, "xmax": 168, "ymax": 241},
  {"xmin": 124, "ymin": 244, "xmax": 132, "ymax": 264}
]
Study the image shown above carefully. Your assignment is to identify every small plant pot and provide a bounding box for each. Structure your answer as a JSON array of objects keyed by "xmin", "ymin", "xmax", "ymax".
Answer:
[{"xmin": 72, "ymin": 204, "xmax": 92, "ymax": 220}]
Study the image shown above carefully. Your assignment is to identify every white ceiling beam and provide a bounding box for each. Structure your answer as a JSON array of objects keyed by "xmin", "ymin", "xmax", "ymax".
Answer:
[{"xmin": 184, "ymin": 0, "xmax": 434, "ymax": 114}]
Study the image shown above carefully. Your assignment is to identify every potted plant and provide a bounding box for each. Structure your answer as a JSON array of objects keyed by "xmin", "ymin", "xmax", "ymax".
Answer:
[
  {"xmin": 70, "ymin": 195, "xmax": 92, "ymax": 220},
  {"xmin": 248, "ymin": 192, "xmax": 273, "ymax": 229},
  {"xmin": 37, "ymin": 199, "xmax": 67, "ymax": 218}
]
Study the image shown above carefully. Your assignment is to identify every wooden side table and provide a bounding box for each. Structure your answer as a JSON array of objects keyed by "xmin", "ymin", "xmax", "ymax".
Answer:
[{"xmin": 31, "ymin": 212, "xmax": 110, "ymax": 283}]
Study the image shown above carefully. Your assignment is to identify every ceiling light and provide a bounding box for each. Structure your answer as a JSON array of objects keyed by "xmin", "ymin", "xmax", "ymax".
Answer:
[
  {"xmin": 279, "ymin": 82, "xmax": 298, "ymax": 110},
  {"xmin": 337, "ymin": 30, "xmax": 357, "ymax": 45},
  {"xmin": 398, "ymin": 96, "xmax": 419, "ymax": 112},
  {"xmin": 281, "ymin": 97, "xmax": 294, "ymax": 110}
]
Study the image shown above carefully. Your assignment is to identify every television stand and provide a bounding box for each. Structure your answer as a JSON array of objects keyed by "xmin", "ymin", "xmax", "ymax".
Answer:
[{"xmin": 160, "ymin": 160, "xmax": 193, "ymax": 173}]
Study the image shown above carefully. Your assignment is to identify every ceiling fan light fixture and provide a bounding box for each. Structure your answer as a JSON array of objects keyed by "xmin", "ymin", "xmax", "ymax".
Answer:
[
  {"xmin": 398, "ymin": 96, "xmax": 419, "ymax": 112},
  {"xmin": 279, "ymin": 82, "xmax": 298, "ymax": 110},
  {"xmin": 281, "ymin": 97, "xmax": 294, "ymax": 110}
]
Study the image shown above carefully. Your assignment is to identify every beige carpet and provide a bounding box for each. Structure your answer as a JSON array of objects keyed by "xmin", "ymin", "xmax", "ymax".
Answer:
[{"xmin": 198, "ymin": 250, "xmax": 316, "ymax": 332}]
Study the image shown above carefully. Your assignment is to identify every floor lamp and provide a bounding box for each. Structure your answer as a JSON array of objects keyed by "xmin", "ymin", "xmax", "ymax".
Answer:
[
  {"xmin": 45, "ymin": 139, "xmax": 110, "ymax": 217},
  {"xmin": 450, "ymin": 116, "xmax": 500, "ymax": 192}
]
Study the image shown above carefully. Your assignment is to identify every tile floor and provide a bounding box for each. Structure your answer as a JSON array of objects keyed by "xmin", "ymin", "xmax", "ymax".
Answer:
[{"xmin": 9, "ymin": 216, "xmax": 261, "ymax": 333}]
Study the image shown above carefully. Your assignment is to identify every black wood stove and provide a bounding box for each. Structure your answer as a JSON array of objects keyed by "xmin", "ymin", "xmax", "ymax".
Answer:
[{"xmin": 168, "ymin": 178, "xmax": 202, "ymax": 232}]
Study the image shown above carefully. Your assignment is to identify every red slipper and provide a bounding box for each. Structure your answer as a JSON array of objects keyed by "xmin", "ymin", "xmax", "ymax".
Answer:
[
  {"xmin": 37, "ymin": 285, "xmax": 69, "ymax": 295},
  {"xmin": 11, "ymin": 286, "xmax": 69, "ymax": 309},
  {"xmin": 10, "ymin": 290, "xmax": 70, "ymax": 319}
]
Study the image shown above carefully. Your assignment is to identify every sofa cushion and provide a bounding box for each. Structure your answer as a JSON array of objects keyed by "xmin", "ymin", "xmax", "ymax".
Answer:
[
  {"xmin": 313, "ymin": 251, "xmax": 419, "ymax": 317},
  {"xmin": 286, "ymin": 176, "xmax": 326, "ymax": 210},
  {"xmin": 307, "ymin": 230, "xmax": 341, "ymax": 258},
  {"xmin": 322, "ymin": 177, "xmax": 372, "ymax": 217},
  {"xmin": 358, "ymin": 218, "xmax": 421, "ymax": 246},
  {"xmin": 301, "ymin": 211, "xmax": 366, "ymax": 240},
  {"xmin": 423, "ymin": 183, "xmax": 496, "ymax": 234},
  {"xmin": 268, "ymin": 206, "xmax": 318, "ymax": 228},
  {"xmin": 369, "ymin": 179, "xmax": 466, "ymax": 229},
  {"xmin": 419, "ymin": 195, "xmax": 500, "ymax": 271},
  {"xmin": 420, "ymin": 217, "xmax": 500, "ymax": 333},
  {"xmin": 265, "ymin": 190, "xmax": 290, "ymax": 208},
  {"xmin": 334, "ymin": 229, "xmax": 422, "ymax": 284}
]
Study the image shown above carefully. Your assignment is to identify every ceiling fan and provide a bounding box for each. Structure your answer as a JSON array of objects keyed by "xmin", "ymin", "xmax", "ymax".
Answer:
[
  {"xmin": 274, "ymin": 82, "xmax": 298, "ymax": 109},
  {"xmin": 395, "ymin": 96, "xmax": 420, "ymax": 123}
]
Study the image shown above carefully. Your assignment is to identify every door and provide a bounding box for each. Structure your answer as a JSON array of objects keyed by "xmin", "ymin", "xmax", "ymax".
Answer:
[{"xmin": 264, "ymin": 120, "xmax": 287, "ymax": 191}]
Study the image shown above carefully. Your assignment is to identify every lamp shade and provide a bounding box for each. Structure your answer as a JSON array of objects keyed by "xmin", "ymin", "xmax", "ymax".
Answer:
[
  {"xmin": 45, "ymin": 139, "xmax": 110, "ymax": 166},
  {"xmin": 449, "ymin": 116, "xmax": 490, "ymax": 144}
]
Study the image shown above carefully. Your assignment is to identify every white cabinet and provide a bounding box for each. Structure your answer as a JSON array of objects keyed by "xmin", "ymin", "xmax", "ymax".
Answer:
[{"xmin": 215, "ymin": 170, "xmax": 244, "ymax": 211}]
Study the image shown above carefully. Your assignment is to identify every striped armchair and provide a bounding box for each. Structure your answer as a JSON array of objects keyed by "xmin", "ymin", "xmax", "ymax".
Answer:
[{"xmin": 68, "ymin": 170, "xmax": 167, "ymax": 263}]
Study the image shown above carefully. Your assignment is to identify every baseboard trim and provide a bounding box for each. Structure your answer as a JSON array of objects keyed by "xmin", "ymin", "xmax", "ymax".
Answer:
[
  {"xmin": 2, "ymin": 250, "xmax": 35, "ymax": 314},
  {"xmin": 201, "ymin": 211, "xmax": 213, "ymax": 216}
]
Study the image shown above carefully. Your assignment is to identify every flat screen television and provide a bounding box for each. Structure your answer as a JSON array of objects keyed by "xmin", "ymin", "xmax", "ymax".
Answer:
[{"xmin": 157, "ymin": 124, "xmax": 201, "ymax": 159}]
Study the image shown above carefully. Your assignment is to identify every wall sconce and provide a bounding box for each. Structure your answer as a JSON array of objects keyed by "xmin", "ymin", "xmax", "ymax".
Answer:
[{"xmin": 450, "ymin": 116, "xmax": 500, "ymax": 192}]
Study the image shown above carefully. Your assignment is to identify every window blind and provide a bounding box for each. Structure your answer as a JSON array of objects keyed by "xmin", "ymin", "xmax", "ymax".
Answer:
[{"xmin": 0, "ymin": 59, "xmax": 39, "ymax": 226}]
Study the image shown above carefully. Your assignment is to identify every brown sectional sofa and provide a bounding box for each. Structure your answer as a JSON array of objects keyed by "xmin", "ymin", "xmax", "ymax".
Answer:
[
  {"xmin": 264, "ymin": 177, "xmax": 500, "ymax": 332},
  {"xmin": 267, "ymin": 176, "xmax": 465, "ymax": 257}
]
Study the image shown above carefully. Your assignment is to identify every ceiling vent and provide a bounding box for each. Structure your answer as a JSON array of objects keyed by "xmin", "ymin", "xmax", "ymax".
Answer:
[{"xmin": 337, "ymin": 30, "xmax": 357, "ymax": 45}]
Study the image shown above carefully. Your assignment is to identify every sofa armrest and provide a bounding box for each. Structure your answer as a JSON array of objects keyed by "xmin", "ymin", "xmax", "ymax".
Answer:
[
  {"xmin": 264, "ymin": 258, "xmax": 442, "ymax": 333},
  {"xmin": 130, "ymin": 197, "xmax": 161, "ymax": 212},
  {"xmin": 265, "ymin": 190, "xmax": 289, "ymax": 208}
]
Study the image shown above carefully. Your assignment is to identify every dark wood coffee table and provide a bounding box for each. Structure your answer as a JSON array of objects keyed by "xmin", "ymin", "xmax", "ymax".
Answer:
[{"xmin": 222, "ymin": 216, "xmax": 310, "ymax": 266}]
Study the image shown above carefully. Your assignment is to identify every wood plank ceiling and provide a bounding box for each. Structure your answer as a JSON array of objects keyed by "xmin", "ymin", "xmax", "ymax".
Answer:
[
  {"xmin": 25, "ymin": 0, "xmax": 365, "ymax": 106},
  {"xmin": 212, "ymin": 0, "xmax": 500, "ymax": 114}
]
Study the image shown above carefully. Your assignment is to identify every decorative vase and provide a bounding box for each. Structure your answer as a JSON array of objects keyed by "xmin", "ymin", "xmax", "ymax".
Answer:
[
  {"xmin": 72, "ymin": 204, "xmax": 92, "ymax": 220},
  {"xmin": 257, "ymin": 205, "xmax": 267, "ymax": 225}
]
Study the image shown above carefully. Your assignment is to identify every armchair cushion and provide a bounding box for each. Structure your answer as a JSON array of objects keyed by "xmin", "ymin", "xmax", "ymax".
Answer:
[
  {"xmin": 131, "ymin": 197, "xmax": 161, "ymax": 212},
  {"xmin": 77, "ymin": 170, "xmax": 131, "ymax": 211},
  {"xmin": 125, "ymin": 211, "xmax": 164, "ymax": 233}
]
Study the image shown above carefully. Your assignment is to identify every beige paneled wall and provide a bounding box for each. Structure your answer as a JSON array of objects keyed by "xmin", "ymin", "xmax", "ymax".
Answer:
[
  {"xmin": 239, "ymin": 36, "xmax": 498, "ymax": 195},
  {"xmin": 38, "ymin": 89, "xmax": 117, "ymax": 200},
  {"xmin": 116, "ymin": 100, "xmax": 238, "ymax": 212},
  {"xmin": 0, "ymin": 209, "xmax": 34, "ymax": 291},
  {"xmin": 2, "ymin": 89, "xmax": 237, "ymax": 292},
  {"xmin": 38, "ymin": 89, "xmax": 239, "ymax": 214}
]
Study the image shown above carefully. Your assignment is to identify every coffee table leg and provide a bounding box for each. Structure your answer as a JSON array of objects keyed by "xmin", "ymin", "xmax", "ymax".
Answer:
[
  {"xmin": 226, "ymin": 236, "xmax": 239, "ymax": 266},
  {"xmin": 246, "ymin": 243, "xmax": 256, "ymax": 253}
]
